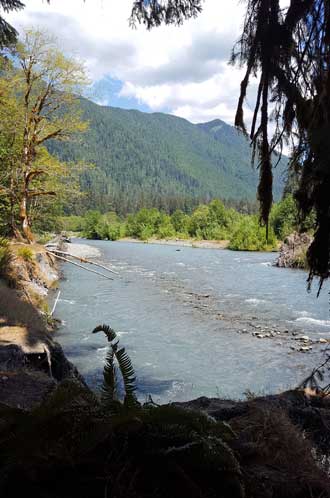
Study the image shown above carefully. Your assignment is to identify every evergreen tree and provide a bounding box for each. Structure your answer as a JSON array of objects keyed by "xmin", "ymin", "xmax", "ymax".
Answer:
[{"xmin": 0, "ymin": 0, "xmax": 24, "ymax": 47}]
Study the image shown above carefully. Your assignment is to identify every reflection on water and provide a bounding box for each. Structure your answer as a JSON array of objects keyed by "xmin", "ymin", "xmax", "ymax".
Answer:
[{"xmin": 55, "ymin": 240, "xmax": 330, "ymax": 403}]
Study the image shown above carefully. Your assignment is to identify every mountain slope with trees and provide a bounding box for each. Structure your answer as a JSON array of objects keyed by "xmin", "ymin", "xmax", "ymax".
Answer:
[{"xmin": 48, "ymin": 98, "xmax": 286, "ymax": 215}]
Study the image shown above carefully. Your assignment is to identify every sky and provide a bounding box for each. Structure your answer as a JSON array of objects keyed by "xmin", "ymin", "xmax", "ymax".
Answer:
[{"xmin": 7, "ymin": 0, "xmax": 255, "ymax": 125}]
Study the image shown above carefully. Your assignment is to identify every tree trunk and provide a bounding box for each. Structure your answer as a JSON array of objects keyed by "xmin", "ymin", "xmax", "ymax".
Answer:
[
  {"xmin": 9, "ymin": 177, "xmax": 23, "ymax": 240},
  {"xmin": 19, "ymin": 174, "xmax": 34, "ymax": 243}
]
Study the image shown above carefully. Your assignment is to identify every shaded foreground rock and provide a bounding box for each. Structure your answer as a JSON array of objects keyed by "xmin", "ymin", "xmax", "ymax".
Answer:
[
  {"xmin": 176, "ymin": 389, "xmax": 330, "ymax": 454},
  {"xmin": 1, "ymin": 382, "xmax": 329, "ymax": 498},
  {"xmin": 0, "ymin": 370, "xmax": 56, "ymax": 410},
  {"xmin": 0, "ymin": 332, "xmax": 85, "ymax": 409}
]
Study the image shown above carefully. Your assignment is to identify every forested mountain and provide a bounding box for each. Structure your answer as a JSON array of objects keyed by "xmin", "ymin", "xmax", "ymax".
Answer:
[{"xmin": 48, "ymin": 98, "xmax": 286, "ymax": 215}]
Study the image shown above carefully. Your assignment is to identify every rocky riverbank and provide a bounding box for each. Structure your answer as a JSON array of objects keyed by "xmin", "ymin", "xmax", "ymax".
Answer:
[
  {"xmin": 119, "ymin": 236, "xmax": 230, "ymax": 249},
  {"xmin": 0, "ymin": 239, "xmax": 86, "ymax": 409},
  {"xmin": 275, "ymin": 232, "xmax": 312, "ymax": 269},
  {"xmin": 46, "ymin": 236, "xmax": 101, "ymax": 258}
]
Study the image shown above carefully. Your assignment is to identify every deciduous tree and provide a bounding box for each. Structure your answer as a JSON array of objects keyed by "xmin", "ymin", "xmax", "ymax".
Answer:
[{"xmin": 1, "ymin": 29, "xmax": 88, "ymax": 241}]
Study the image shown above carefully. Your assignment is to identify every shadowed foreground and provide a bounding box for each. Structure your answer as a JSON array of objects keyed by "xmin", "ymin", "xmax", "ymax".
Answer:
[{"xmin": 0, "ymin": 381, "xmax": 330, "ymax": 498}]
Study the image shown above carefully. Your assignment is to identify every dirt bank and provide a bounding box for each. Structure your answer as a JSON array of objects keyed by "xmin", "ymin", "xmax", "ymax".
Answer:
[{"xmin": 0, "ymin": 242, "xmax": 84, "ymax": 409}]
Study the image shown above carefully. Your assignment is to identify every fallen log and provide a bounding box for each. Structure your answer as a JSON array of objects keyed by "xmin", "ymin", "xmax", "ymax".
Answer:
[
  {"xmin": 48, "ymin": 249, "xmax": 119, "ymax": 275},
  {"xmin": 46, "ymin": 251, "xmax": 114, "ymax": 281}
]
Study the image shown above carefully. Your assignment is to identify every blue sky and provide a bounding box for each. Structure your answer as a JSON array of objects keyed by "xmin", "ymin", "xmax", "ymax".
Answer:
[{"xmin": 86, "ymin": 77, "xmax": 152, "ymax": 113}]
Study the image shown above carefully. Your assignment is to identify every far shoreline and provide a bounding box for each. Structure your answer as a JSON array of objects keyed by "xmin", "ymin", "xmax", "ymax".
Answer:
[
  {"xmin": 69, "ymin": 235, "xmax": 280, "ymax": 253},
  {"xmin": 117, "ymin": 237, "xmax": 230, "ymax": 250}
]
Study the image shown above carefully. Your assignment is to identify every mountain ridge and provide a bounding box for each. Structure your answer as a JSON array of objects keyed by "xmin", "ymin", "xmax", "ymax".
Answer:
[{"xmin": 48, "ymin": 98, "xmax": 286, "ymax": 214}]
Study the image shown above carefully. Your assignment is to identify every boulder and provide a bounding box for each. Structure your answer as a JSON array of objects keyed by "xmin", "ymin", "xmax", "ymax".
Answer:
[{"xmin": 275, "ymin": 232, "xmax": 313, "ymax": 269}]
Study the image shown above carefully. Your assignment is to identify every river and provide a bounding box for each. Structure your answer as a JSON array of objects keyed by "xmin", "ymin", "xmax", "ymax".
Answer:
[{"xmin": 55, "ymin": 240, "xmax": 330, "ymax": 403}]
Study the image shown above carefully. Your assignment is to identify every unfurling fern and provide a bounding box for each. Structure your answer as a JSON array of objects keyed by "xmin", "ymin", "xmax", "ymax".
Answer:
[{"xmin": 92, "ymin": 324, "xmax": 140, "ymax": 412}]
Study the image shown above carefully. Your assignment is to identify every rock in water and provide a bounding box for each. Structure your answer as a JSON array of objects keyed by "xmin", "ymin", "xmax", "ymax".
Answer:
[{"xmin": 275, "ymin": 232, "xmax": 313, "ymax": 269}]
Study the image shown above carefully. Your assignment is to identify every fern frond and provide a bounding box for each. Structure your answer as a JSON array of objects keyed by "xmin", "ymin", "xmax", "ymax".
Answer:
[
  {"xmin": 101, "ymin": 348, "xmax": 118, "ymax": 409},
  {"xmin": 115, "ymin": 346, "xmax": 139, "ymax": 408},
  {"xmin": 92, "ymin": 324, "xmax": 117, "ymax": 342},
  {"xmin": 92, "ymin": 323, "xmax": 140, "ymax": 411}
]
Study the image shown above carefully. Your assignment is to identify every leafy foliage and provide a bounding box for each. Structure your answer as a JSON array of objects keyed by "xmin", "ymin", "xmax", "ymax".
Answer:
[
  {"xmin": 0, "ymin": 382, "xmax": 248, "ymax": 498},
  {"xmin": 228, "ymin": 216, "xmax": 277, "ymax": 251},
  {"xmin": 0, "ymin": 30, "xmax": 88, "ymax": 241},
  {"xmin": 0, "ymin": 237, "xmax": 13, "ymax": 280},
  {"xmin": 16, "ymin": 246, "xmax": 34, "ymax": 263},
  {"xmin": 82, "ymin": 211, "xmax": 123, "ymax": 240},
  {"xmin": 270, "ymin": 194, "xmax": 315, "ymax": 240},
  {"xmin": 67, "ymin": 195, "xmax": 310, "ymax": 252}
]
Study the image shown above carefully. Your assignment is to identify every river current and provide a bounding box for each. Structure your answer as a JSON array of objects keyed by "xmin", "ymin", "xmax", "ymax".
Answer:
[{"xmin": 55, "ymin": 240, "xmax": 330, "ymax": 403}]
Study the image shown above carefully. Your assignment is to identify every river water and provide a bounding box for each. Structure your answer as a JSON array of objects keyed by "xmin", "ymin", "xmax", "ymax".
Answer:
[{"xmin": 55, "ymin": 240, "xmax": 330, "ymax": 403}]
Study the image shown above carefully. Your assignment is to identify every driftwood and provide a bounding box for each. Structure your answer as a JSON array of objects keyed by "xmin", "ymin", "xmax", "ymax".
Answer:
[
  {"xmin": 51, "ymin": 290, "xmax": 61, "ymax": 316},
  {"xmin": 48, "ymin": 249, "xmax": 119, "ymax": 275},
  {"xmin": 46, "ymin": 251, "xmax": 114, "ymax": 281}
]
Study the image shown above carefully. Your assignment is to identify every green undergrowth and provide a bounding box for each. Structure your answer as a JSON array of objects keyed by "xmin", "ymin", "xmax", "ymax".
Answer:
[
  {"xmin": 0, "ymin": 237, "xmax": 14, "ymax": 284},
  {"xmin": 16, "ymin": 246, "xmax": 34, "ymax": 263}
]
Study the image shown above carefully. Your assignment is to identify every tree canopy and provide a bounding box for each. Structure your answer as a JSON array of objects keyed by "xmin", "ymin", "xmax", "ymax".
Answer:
[
  {"xmin": 0, "ymin": 29, "xmax": 88, "ymax": 241},
  {"xmin": 130, "ymin": 0, "xmax": 330, "ymax": 290}
]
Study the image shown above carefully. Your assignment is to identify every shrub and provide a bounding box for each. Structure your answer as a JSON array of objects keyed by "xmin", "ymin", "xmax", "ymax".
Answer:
[
  {"xmin": 0, "ymin": 238, "xmax": 14, "ymax": 281},
  {"xmin": 107, "ymin": 224, "xmax": 121, "ymax": 241},
  {"xmin": 82, "ymin": 210, "xmax": 102, "ymax": 239},
  {"xmin": 59, "ymin": 215, "xmax": 85, "ymax": 232},
  {"xmin": 36, "ymin": 232, "xmax": 55, "ymax": 245},
  {"xmin": 188, "ymin": 201, "xmax": 234, "ymax": 240},
  {"xmin": 270, "ymin": 194, "xmax": 316, "ymax": 240},
  {"xmin": 140, "ymin": 225, "xmax": 154, "ymax": 241},
  {"xmin": 17, "ymin": 246, "xmax": 34, "ymax": 263},
  {"xmin": 126, "ymin": 208, "xmax": 161, "ymax": 239},
  {"xmin": 171, "ymin": 210, "xmax": 190, "ymax": 233},
  {"xmin": 229, "ymin": 216, "xmax": 277, "ymax": 251},
  {"xmin": 95, "ymin": 219, "xmax": 110, "ymax": 240},
  {"xmin": 156, "ymin": 215, "xmax": 176, "ymax": 239},
  {"xmin": 270, "ymin": 195, "xmax": 298, "ymax": 239}
]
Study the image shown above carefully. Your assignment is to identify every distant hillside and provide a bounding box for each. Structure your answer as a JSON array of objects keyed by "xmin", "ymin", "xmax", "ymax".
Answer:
[{"xmin": 48, "ymin": 98, "xmax": 286, "ymax": 214}]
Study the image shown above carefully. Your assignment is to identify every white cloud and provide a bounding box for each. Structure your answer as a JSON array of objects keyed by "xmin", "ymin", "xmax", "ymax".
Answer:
[{"xmin": 7, "ymin": 0, "xmax": 253, "ymax": 124}]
